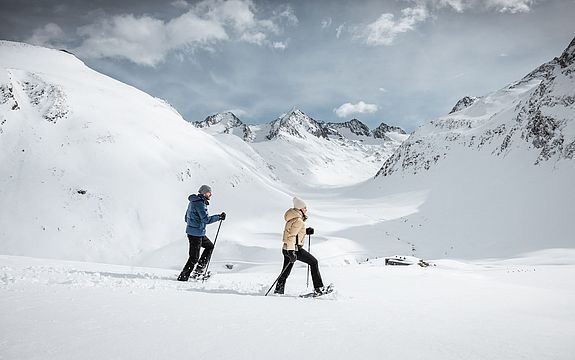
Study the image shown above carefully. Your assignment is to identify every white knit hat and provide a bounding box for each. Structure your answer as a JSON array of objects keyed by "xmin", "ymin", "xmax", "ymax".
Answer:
[{"xmin": 293, "ymin": 197, "xmax": 307, "ymax": 209}]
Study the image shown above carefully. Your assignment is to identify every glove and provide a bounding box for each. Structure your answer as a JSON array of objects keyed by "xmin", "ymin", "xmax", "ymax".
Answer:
[
  {"xmin": 306, "ymin": 227, "xmax": 314, "ymax": 235},
  {"xmin": 220, "ymin": 212, "xmax": 226, "ymax": 221},
  {"xmin": 286, "ymin": 250, "xmax": 297, "ymax": 263}
]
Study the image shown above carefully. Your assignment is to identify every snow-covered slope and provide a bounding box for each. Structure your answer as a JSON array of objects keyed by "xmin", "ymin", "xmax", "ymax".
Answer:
[
  {"xmin": 357, "ymin": 37, "xmax": 575, "ymax": 258},
  {"xmin": 0, "ymin": 41, "xmax": 292, "ymax": 266}
]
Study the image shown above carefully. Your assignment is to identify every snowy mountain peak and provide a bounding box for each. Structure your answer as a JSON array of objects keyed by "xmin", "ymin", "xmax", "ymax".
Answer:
[
  {"xmin": 558, "ymin": 36, "xmax": 575, "ymax": 68},
  {"xmin": 513, "ymin": 37, "xmax": 575, "ymax": 86},
  {"xmin": 280, "ymin": 107, "xmax": 311, "ymax": 123},
  {"xmin": 372, "ymin": 122, "xmax": 407, "ymax": 139},
  {"xmin": 288, "ymin": 106, "xmax": 305, "ymax": 116},
  {"xmin": 266, "ymin": 107, "xmax": 328, "ymax": 140},
  {"xmin": 196, "ymin": 111, "xmax": 243, "ymax": 128},
  {"xmin": 449, "ymin": 96, "xmax": 479, "ymax": 114},
  {"xmin": 326, "ymin": 118, "xmax": 371, "ymax": 137},
  {"xmin": 193, "ymin": 112, "xmax": 254, "ymax": 142}
]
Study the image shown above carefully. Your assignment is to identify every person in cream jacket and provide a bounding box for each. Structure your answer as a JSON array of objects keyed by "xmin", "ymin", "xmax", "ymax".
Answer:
[{"xmin": 274, "ymin": 197, "xmax": 328, "ymax": 295}]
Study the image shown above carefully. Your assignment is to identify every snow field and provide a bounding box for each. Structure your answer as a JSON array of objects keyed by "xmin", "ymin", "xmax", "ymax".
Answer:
[{"xmin": 2, "ymin": 253, "xmax": 574, "ymax": 360}]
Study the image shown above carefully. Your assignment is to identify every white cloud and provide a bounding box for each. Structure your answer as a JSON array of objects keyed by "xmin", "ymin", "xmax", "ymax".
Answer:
[
  {"xmin": 360, "ymin": 5, "xmax": 428, "ymax": 46},
  {"xmin": 171, "ymin": 0, "xmax": 190, "ymax": 9},
  {"xmin": 272, "ymin": 41, "xmax": 287, "ymax": 50},
  {"xmin": 321, "ymin": 17, "xmax": 332, "ymax": 29},
  {"xmin": 26, "ymin": 23, "xmax": 66, "ymax": 47},
  {"xmin": 336, "ymin": 24, "xmax": 345, "ymax": 39},
  {"xmin": 275, "ymin": 5, "xmax": 299, "ymax": 26},
  {"xmin": 199, "ymin": 0, "xmax": 257, "ymax": 32},
  {"xmin": 334, "ymin": 101, "xmax": 379, "ymax": 118},
  {"xmin": 353, "ymin": 0, "xmax": 532, "ymax": 46},
  {"xmin": 240, "ymin": 32, "xmax": 267, "ymax": 45},
  {"xmin": 423, "ymin": 0, "xmax": 533, "ymax": 13},
  {"xmin": 486, "ymin": 0, "xmax": 532, "ymax": 13},
  {"xmin": 46, "ymin": 0, "xmax": 296, "ymax": 66},
  {"xmin": 427, "ymin": 0, "xmax": 466, "ymax": 12},
  {"xmin": 379, "ymin": 87, "xmax": 387, "ymax": 92},
  {"xmin": 75, "ymin": 13, "xmax": 228, "ymax": 66}
]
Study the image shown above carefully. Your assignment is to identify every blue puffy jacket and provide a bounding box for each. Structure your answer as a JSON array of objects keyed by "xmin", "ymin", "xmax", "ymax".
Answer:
[{"xmin": 185, "ymin": 194, "xmax": 221, "ymax": 236}]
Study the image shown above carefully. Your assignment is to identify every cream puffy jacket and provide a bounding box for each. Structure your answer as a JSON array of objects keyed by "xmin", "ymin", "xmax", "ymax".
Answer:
[{"xmin": 282, "ymin": 208, "xmax": 306, "ymax": 251}]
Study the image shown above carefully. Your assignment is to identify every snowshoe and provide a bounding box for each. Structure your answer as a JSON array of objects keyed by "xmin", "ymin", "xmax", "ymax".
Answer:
[
  {"xmin": 300, "ymin": 283, "xmax": 334, "ymax": 298},
  {"xmin": 191, "ymin": 271, "xmax": 212, "ymax": 281}
]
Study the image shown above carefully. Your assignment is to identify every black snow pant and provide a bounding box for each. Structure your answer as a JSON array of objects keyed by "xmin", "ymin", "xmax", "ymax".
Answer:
[
  {"xmin": 178, "ymin": 235, "xmax": 214, "ymax": 280},
  {"xmin": 275, "ymin": 248, "xmax": 324, "ymax": 293}
]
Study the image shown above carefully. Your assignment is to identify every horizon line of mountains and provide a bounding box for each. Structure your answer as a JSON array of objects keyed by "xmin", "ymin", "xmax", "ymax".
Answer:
[
  {"xmin": 192, "ymin": 96, "xmax": 481, "ymax": 143},
  {"xmin": 192, "ymin": 107, "xmax": 408, "ymax": 143}
]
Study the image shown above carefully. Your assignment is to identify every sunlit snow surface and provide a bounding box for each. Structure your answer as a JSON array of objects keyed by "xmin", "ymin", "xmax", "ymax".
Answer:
[{"xmin": 1, "ymin": 251, "xmax": 575, "ymax": 360}]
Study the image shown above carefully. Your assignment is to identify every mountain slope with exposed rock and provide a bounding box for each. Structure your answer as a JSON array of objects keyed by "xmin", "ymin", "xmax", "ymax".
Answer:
[{"xmin": 357, "ymin": 37, "xmax": 575, "ymax": 258}]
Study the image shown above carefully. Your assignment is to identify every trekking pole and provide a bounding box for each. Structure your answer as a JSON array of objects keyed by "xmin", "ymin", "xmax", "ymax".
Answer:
[
  {"xmin": 265, "ymin": 263, "xmax": 292, "ymax": 296},
  {"xmin": 306, "ymin": 233, "xmax": 311, "ymax": 288},
  {"xmin": 202, "ymin": 219, "xmax": 223, "ymax": 282}
]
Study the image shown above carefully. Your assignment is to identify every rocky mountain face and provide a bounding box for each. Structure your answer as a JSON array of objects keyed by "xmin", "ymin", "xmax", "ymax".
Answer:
[
  {"xmin": 326, "ymin": 118, "xmax": 371, "ymax": 137},
  {"xmin": 196, "ymin": 108, "xmax": 407, "ymax": 144},
  {"xmin": 449, "ymin": 96, "xmax": 478, "ymax": 114},
  {"xmin": 194, "ymin": 112, "xmax": 254, "ymax": 142},
  {"xmin": 376, "ymin": 37, "xmax": 575, "ymax": 177},
  {"xmin": 371, "ymin": 122, "xmax": 407, "ymax": 139},
  {"xmin": 196, "ymin": 111, "xmax": 243, "ymax": 128}
]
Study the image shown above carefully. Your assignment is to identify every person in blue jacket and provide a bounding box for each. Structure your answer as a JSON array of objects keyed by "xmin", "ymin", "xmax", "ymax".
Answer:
[{"xmin": 177, "ymin": 185, "xmax": 226, "ymax": 281}]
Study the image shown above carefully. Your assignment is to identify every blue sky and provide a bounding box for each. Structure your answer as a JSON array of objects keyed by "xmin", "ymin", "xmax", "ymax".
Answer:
[{"xmin": 1, "ymin": 0, "xmax": 574, "ymax": 132}]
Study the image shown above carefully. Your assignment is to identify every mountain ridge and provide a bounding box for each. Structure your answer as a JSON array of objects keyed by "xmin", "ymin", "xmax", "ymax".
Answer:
[
  {"xmin": 376, "ymin": 36, "xmax": 575, "ymax": 177},
  {"xmin": 194, "ymin": 108, "xmax": 407, "ymax": 143}
]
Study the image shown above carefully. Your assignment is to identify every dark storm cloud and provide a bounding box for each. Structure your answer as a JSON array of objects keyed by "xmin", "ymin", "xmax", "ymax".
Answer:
[{"xmin": 1, "ymin": 0, "xmax": 574, "ymax": 132}]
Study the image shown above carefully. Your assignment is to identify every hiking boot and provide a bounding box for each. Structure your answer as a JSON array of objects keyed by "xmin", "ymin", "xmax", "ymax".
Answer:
[
  {"xmin": 191, "ymin": 267, "xmax": 205, "ymax": 279},
  {"xmin": 274, "ymin": 282, "xmax": 285, "ymax": 295},
  {"xmin": 177, "ymin": 273, "xmax": 190, "ymax": 282}
]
